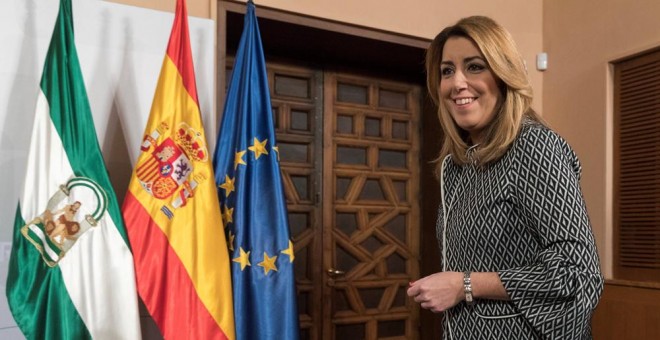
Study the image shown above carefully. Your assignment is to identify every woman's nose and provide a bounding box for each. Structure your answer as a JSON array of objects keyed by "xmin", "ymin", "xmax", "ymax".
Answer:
[{"xmin": 453, "ymin": 71, "xmax": 468, "ymax": 92}]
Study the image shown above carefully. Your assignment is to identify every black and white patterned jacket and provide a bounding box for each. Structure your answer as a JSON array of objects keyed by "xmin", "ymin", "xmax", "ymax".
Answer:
[{"xmin": 437, "ymin": 120, "xmax": 604, "ymax": 339}]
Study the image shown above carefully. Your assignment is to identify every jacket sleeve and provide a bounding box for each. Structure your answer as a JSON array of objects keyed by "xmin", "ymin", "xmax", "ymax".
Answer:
[{"xmin": 497, "ymin": 127, "xmax": 604, "ymax": 339}]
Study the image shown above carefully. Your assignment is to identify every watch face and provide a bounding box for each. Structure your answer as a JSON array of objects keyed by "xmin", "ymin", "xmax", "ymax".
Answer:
[{"xmin": 464, "ymin": 283, "xmax": 473, "ymax": 304}]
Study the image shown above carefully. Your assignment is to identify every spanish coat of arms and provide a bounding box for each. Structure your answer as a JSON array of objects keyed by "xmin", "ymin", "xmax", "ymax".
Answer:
[{"xmin": 136, "ymin": 122, "xmax": 209, "ymax": 210}]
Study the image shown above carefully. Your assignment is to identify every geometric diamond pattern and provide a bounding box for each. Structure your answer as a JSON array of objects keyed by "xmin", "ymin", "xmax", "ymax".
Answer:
[{"xmin": 436, "ymin": 122, "xmax": 604, "ymax": 339}]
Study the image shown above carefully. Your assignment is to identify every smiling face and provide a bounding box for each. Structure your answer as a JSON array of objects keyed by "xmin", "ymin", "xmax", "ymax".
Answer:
[{"xmin": 439, "ymin": 36, "xmax": 502, "ymax": 144}]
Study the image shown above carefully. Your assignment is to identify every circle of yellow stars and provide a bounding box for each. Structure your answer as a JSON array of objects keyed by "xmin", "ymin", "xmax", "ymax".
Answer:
[{"xmin": 220, "ymin": 136, "xmax": 293, "ymax": 276}]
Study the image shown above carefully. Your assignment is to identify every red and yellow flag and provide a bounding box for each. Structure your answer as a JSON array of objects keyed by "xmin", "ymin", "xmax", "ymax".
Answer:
[{"xmin": 122, "ymin": 0, "xmax": 235, "ymax": 339}]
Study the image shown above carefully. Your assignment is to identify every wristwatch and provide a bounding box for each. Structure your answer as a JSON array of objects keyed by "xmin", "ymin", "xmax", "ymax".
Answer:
[{"xmin": 463, "ymin": 271, "xmax": 474, "ymax": 305}]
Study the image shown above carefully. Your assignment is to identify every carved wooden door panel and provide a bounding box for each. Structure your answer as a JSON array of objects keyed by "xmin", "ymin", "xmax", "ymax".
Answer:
[
  {"xmin": 322, "ymin": 72, "xmax": 421, "ymax": 340},
  {"xmin": 264, "ymin": 64, "xmax": 324, "ymax": 340},
  {"xmin": 230, "ymin": 62, "xmax": 421, "ymax": 340}
]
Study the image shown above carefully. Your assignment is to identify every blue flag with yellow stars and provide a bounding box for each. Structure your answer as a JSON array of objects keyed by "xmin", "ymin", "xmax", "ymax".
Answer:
[{"xmin": 212, "ymin": 1, "xmax": 300, "ymax": 339}]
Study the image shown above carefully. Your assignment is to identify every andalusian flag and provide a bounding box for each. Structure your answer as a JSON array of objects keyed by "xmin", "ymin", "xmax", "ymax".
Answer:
[
  {"xmin": 213, "ymin": 1, "xmax": 300, "ymax": 339},
  {"xmin": 5, "ymin": 0, "xmax": 142, "ymax": 338},
  {"xmin": 121, "ymin": 0, "xmax": 235, "ymax": 339}
]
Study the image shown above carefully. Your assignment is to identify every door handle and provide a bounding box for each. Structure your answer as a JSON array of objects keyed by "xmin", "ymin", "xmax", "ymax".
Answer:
[{"xmin": 327, "ymin": 268, "xmax": 345, "ymax": 278}]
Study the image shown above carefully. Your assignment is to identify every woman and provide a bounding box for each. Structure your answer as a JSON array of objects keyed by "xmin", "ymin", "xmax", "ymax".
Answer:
[{"xmin": 407, "ymin": 16, "xmax": 603, "ymax": 339}]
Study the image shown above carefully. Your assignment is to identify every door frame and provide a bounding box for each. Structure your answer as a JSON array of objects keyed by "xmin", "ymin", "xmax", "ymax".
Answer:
[
  {"xmin": 216, "ymin": 2, "xmax": 441, "ymax": 338},
  {"xmin": 216, "ymin": 0, "xmax": 429, "ymax": 115}
]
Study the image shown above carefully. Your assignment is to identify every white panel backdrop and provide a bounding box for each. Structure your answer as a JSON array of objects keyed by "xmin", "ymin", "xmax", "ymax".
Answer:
[{"xmin": 0, "ymin": 0, "xmax": 216, "ymax": 337}]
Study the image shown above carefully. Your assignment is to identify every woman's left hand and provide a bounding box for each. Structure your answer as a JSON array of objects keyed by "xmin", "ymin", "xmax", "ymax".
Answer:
[{"xmin": 406, "ymin": 271, "xmax": 464, "ymax": 313}]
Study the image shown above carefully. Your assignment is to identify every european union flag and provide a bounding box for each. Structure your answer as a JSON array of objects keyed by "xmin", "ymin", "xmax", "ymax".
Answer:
[{"xmin": 213, "ymin": 1, "xmax": 300, "ymax": 339}]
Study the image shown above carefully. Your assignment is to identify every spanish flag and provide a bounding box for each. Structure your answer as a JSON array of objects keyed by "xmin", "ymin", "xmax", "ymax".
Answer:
[{"xmin": 121, "ymin": 0, "xmax": 235, "ymax": 339}]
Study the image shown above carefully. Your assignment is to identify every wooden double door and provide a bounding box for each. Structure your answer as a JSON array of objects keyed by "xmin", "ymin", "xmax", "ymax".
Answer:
[{"xmin": 232, "ymin": 62, "xmax": 422, "ymax": 340}]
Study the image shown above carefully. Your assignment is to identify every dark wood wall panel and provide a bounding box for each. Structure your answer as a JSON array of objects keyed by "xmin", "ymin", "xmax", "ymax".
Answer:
[{"xmin": 592, "ymin": 281, "xmax": 660, "ymax": 339}]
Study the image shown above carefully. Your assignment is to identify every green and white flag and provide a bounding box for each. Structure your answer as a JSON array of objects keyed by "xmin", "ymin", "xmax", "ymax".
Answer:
[{"xmin": 6, "ymin": 0, "xmax": 141, "ymax": 338}]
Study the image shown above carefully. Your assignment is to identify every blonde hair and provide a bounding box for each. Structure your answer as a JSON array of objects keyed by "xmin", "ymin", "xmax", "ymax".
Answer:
[{"xmin": 426, "ymin": 16, "xmax": 544, "ymax": 168}]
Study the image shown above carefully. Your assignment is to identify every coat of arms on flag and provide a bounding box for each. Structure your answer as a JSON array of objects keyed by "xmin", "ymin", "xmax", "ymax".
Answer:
[
  {"xmin": 136, "ymin": 121, "xmax": 209, "ymax": 214},
  {"xmin": 21, "ymin": 177, "xmax": 108, "ymax": 267}
]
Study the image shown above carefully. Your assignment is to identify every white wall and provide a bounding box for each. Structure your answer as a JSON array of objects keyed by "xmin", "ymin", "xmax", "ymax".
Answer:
[{"xmin": 0, "ymin": 0, "xmax": 214, "ymax": 337}]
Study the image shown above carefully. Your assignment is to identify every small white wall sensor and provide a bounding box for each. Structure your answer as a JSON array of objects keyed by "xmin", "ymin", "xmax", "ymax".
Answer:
[{"xmin": 536, "ymin": 52, "xmax": 548, "ymax": 71}]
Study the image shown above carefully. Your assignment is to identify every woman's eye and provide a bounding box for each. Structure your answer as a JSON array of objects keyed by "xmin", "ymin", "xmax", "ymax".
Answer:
[
  {"xmin": 440, "ymin": 67, "xmax": 454, "ymax": 77},
  {"xmin": 467, "ymin": 63, "xmax": 486, "ymax": 72}
]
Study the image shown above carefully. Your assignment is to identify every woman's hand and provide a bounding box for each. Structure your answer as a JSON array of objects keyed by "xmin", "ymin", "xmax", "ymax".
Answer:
[{"xmin": 406, "ymin": 271, "xmax": 464, "ymax": 313}]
